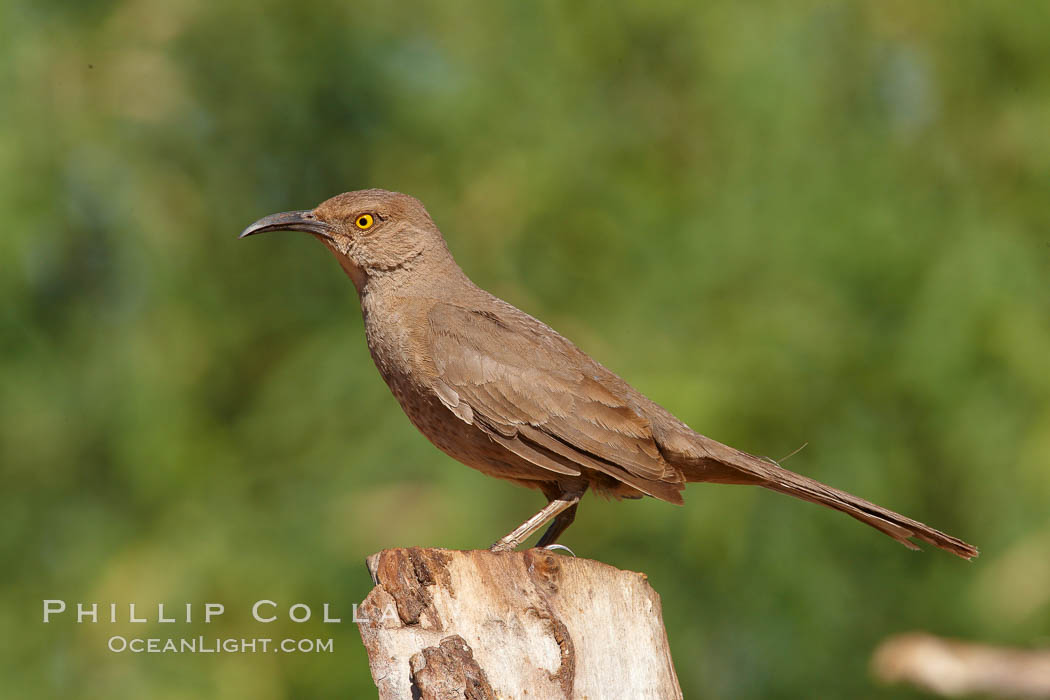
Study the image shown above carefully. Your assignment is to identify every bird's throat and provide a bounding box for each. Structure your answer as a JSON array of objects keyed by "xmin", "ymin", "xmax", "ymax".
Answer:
[{"xmin": 325, "ymin": 244, "xmax": 369, "ymax": 294}]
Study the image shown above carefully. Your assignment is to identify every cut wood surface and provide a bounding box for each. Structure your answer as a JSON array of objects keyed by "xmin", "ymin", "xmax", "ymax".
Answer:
[{"xmin": 357, "ymin": 547, "xmax": 682, "ymax": 699}]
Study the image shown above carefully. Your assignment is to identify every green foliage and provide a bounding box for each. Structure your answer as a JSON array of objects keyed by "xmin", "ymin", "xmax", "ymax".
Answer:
[{"xmin": 3, "ymin": 1, "xmax": 1049, "ymax": 697}]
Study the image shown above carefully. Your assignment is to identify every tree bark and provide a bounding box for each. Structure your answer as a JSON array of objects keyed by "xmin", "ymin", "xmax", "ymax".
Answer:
[{"xmin": 357, "ymin": 547, "xmax": 682, "ymax": 699}]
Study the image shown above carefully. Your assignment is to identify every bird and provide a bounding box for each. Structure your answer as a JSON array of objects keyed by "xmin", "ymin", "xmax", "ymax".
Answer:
[{"xmin": 239, "ymin": 189, "xmax": 977, "ymax": 559}]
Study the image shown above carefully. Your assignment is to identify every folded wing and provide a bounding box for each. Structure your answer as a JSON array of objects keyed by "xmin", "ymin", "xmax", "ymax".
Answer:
[{"xmin": 426, "ymin": 302, "xmax": 684, "ymax": 502}]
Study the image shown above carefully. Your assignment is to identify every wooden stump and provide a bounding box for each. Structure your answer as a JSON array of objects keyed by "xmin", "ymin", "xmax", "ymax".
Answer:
[{"xmin": 357, "ymin": 547, "xmax": 682, "ymax": 699}]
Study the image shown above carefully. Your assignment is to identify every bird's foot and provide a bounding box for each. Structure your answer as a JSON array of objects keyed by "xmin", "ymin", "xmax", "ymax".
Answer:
[{"xmin": 489, "ymin": 539, "xmax": 518, "ymax": 553}]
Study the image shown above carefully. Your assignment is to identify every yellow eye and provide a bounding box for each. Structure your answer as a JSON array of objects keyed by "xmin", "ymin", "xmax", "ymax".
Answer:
[{"xmin": 355, "ymin": 213, "xmax": 374, "ymax": 230}]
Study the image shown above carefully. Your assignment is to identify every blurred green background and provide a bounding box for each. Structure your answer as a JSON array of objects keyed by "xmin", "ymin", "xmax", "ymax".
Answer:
[{"xmin": 3, "ymin": 1, "xmax": 1048, "ymax": 697}]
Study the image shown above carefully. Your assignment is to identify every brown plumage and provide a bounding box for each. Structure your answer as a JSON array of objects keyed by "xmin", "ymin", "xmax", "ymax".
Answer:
[{"xmin": 240, "ymin": 189, "xmax": 977, "ymax": 559}]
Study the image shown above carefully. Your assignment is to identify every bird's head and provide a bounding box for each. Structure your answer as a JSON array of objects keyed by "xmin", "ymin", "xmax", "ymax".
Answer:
[{"xmin": 239, "ymin": 189, "xmax": 448, "ymax": 291}]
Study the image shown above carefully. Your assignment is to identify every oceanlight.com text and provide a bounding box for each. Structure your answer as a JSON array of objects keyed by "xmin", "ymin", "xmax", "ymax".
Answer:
[{"xmin": 106, "ymin": 636, "xmax": 334, "ymax": 654}]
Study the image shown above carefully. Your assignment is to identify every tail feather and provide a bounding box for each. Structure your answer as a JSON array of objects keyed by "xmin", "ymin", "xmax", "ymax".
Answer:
[
  {"xmin": 763, "ymin": 472, "xmax": 976, "ymax": 558},
  {"xmin": 679, "ymin": 436, "xmax": 978, "ymax": 560}
]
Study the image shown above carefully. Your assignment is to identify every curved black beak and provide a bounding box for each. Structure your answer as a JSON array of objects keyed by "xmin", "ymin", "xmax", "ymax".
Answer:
[{"xmin": 238, "ymin": 210, "xmax": 336, "ymax": 241}]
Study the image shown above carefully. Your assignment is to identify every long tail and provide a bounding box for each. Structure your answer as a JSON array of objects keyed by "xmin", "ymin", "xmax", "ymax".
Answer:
[{"xmin": 679, "ymin": 435, "xmax": 978, "ymax": 560}]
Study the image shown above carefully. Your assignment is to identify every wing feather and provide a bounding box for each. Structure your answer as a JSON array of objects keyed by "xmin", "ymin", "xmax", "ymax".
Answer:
[{"xmin": 427, "ymin": 302, "xmax": 683, "ymax": 501}]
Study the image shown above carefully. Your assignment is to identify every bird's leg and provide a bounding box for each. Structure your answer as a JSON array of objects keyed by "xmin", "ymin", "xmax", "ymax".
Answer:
[
  {"xmin": 536, "ymin": 503, "xmax": 578, "ymax": 548},
  {"xmin": 535, "ymin": 482, "xmax": 584, "ymax": 548},
  {"xmin": 490, "ymin": 489, "xmax": 583, "ymax": 552}
]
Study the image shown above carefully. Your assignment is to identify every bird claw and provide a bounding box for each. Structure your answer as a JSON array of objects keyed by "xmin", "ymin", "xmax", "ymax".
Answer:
[{"xmin": 542, "ymin": 543, "xmax": 576, "ymax": 557}]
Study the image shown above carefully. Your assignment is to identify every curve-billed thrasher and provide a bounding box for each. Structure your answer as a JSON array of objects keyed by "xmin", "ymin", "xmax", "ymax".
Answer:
[{"xmin": 240, "ymin": 189, "xmax": 976, "ymax": 559}]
